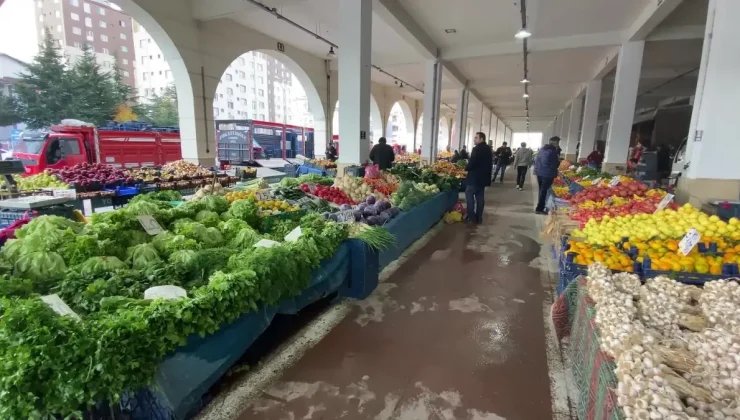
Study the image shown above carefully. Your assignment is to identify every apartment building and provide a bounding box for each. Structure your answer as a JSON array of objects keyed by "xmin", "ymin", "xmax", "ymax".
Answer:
[{"xmin": 34, "ymin": 0, "xmax": 135, "ymax": 88}]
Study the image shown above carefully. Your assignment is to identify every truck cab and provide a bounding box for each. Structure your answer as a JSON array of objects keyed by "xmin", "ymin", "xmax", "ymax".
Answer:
[{"xmin": 12, "ymin": 130, "xmax": 89, "ymax": 175}]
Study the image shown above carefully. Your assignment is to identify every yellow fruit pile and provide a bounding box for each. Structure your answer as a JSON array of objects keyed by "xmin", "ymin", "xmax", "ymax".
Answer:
[
  {"xmin": 552, "ymin": 186, "xmax": 569, "ymax": 198},
  {"xmin": 224, "ymin": 190, "xmax": 254, "ymax": 203},
  {"xmin": 570, "ymin": 204, "xmax": 740, "ymax": 246},
  {"xmin": 256, "ymin": 199, "xmax": 300, "ymax": 216},
  {"xmin": 576, "ymin": 196, "xmax": 631, "ymax": 209},
  {"xmin": 566, "ymin": 240, "xmax": 636, "ymax": 272}
]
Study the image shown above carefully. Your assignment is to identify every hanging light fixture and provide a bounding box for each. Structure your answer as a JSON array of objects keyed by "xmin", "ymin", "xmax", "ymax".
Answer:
[
  {"xmin": 327, "ymin": 46, "xmax": 336, "ymax": 57},
  {"xmin": 522, "ymin": 92, "xmax": 529, "ymax": 98},
  {"xmin": 515, "ymin": 28, "xmax": 531, "ymax": 39},
  {"xmin": 520, "ymin": 77, "xmax": 530, "ymax": 84}
]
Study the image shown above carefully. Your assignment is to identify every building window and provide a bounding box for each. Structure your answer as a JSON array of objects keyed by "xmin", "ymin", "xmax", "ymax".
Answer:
[
  {"xmin": 71, "ymin": 12, "xmax": 80, "ymax": 21},
  {"xmin": 119, "ymin": 20, "xmax": 126, "ymax": 27},
  {"xmin": 38, "ymin": 15, "xmax": 43, "ymax": 22},
  {"xmin": 238, "ymin": 57, "xmax": 245, "ymax": 65},
  {"xmin": 86, "ymin": 30, "xmax": 94, "ymax": 41},
  {"xmin": 219, "ymin": 94, "xmax": 223, "ymax": 99},
  {"xmin": 55, "ymin": 10, "xmax": 61, "ymax": 18},
  {"xmin": 123, "ymin": 71, "xmax": 129, "ymax": 77},
  {"xmin": 251, "ymin": 88, "xmax": 256, "ymax": 94},
  {"xmin": 214, "ymin": 107, "xmax": 219, "ymax": 116},
  {"xmin": 99, "ymin": 21, "xmax": 106, "ymax": 28},
  {"xmin": 252, "ymin": 102, "xmax": 256, "ymax": 110},
  {"xmin": 259, "ymin": 114, "xmax": 265, "ymax": 120},
  {"xmin": 227, "ymin": 88, "xmax": 233, "ymax": 95},
  {"xmin": 73, "ymin": 41, "xmax": 82, "ymax": 48},
  {"xmin": 157, "ymin": 54, "xmax": 160, "ymax": 59},
  {"xmin": 121, "ymin": 46, "xmax": 128, "ymax": 52},
  {"xmin": 239, "ymin": 71, "xmax": 245, "ymax": 79},
  {"xmin": 225, "ymin": 73, "xmax": 232, "ymax": 81},
  {"xmin": 122, "ymin": 58, "xmax": 128, "ymax": 65},
  {"xmin": 227, "ymin": 102, "xmax": 234, "ymax": 109},
  {"xmin": 258, "ymin": 76, "xmax": 264, "ymax": 84},
  {"xmin": 239, "ymin": 85, "xmax": 246, "ymax": 93},
  {"xmin": 259, "ymin": 101, "xmax": 264, "ymax": 109},
  {"xmin": 85, "ymin": 17, "xmax": 91, "ymax": 27},
  {"xmin": 165, "ymin": 70, "xmax": 171, "ymax": 79},
  {"xmin": 141, "ymin": 56, "xmax": 147, "ymax": 64},
  {"xmin": 72, "ymin": 26, "xmax": 81, "ymax": 35},
  {"xmin": 83, "ymin": 2, "xmax": 90, "ymax": 13},
  {"xmin": 100, "ymin": 34, "xmax": 108, "ymax": 42},
  {"xmin": 257, "ymin": 64, "xmax": 263, "ymax": 71},
  {"xmin": 102, "ymin": 47, "xmax": 109, "ymax": 54},
  {"xmin": 120, "ymin": 33, "xmax": 126, "ymax": 40},
  {"xmin": 142, "ymin": 73, "xmax": 148, "ymax": 81},
  {"xmin": 55, "ymin": 24, "xmax": 62, "ymax": 33},
  {"xmin": 258, "ymin": 89, "xmax": 264, "ymax": 97},
  {"xmin": 99, "ymin": 7, "xmax": 105, "ymax": 15}
]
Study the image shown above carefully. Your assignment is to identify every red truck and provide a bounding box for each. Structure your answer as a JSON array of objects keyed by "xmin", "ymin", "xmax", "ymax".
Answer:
[{"xmin": 11, "ymin": 125, "xmax": 182, "ymax": 175}]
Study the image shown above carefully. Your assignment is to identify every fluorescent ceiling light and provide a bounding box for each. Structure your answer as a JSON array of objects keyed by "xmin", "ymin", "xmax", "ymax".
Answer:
[
  {"xmin": 444, "ymin": 28, "xmax": 457, "ymax": 34},
  {"xmin": 523, "ymin": 93, "xmax": 529, "ymax": 98},
  {"xmin": 515, "ymin": 29, "xmax": 531, "ymax": 39},
  {"xmin": 520, "ymin": 78, "xmax": 530, "ymax": 84}
]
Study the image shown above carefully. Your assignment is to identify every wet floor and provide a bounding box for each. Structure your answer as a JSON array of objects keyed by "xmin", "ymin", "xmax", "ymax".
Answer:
[{"xmin": 229, "ymin": 175, "xmax": 557, "ymax": 420}]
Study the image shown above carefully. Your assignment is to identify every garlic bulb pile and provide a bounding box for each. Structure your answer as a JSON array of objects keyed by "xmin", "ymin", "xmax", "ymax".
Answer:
[
  {"xmin": 639, "ymin": 276, "xmax": 684, "ymax": 337},
  {"xmin": 700, "ymin": 280, "xmax": 740, "ymax": 334}
]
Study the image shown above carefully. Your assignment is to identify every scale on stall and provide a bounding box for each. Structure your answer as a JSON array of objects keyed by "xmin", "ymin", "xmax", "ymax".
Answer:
[{"xmin": 0, "ymin": 160, "xmax": 74, "ymax": 210}]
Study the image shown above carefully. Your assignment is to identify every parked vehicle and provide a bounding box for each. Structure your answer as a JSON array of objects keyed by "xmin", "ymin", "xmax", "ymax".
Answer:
[
  {"xmin": 11, "ymin": 123, "xmax": 181, "ymax": 175},
  {"xmin": 215, "ymin": 119, "xmax": 314, "ymax": 168}
]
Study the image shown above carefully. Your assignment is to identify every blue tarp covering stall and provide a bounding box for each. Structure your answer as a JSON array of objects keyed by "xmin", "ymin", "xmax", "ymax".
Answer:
[
  {"xmin": 130, "ymin": 241, "xmax": 377, "ymax": 420},
  {"xmin": 296, "ymin": 165, "xmax": 329, "ymax": 176},
  {"xmin": 378, "ymin": 190, "xmax": 459, "ymax": 269}
]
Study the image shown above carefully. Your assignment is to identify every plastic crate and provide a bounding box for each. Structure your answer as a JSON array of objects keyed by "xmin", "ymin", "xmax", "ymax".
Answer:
[
  {"xmin": 568, "ymin": 182, "xmax": 585, "ymax": 195},
  {"xmin": 716, "ymin": 202, "xmax": 740, "ymax": 221},
  {"xmin": 0, "ymin": 208, "xmax": 35, "ymax": 227},
  {"xmin": 104, "ymin": 185, "xmax": 140, "ymax": 197}
]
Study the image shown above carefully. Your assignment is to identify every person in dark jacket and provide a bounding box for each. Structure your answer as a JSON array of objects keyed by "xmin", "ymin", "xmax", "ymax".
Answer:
[
  {"xmin": 464, "ymin": 132, "xmax": 494, "ymax": 223},
  {"xmin": 534, "ymin": 136, "xmax": 561, "ymax": 215},
  {"xmin": 326, "ymin": 142, "xmax": 338, "ymax": 162},
  {"xmin": 492, "ymin": 142, "xmax": 513, "ymax": 183},
  {"xmin": 459, "ymin": 146, "xmax": 469, "ymax": 160},
  {"xmin": 369, "ymin": 137, "xmax": 395, "ymax": 170},
  {"xmin": 451, "ymin": 150, "xmax": 461, "ymax": 163}
]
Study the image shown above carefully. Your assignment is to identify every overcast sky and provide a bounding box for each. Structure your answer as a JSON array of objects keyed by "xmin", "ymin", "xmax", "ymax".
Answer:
[{"xmin": 0, "ymin": 0, "xmax": 38, "ymax": 63}]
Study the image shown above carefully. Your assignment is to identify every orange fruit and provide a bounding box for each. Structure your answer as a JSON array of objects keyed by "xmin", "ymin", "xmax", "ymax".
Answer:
[{"xmin": 709, "ymin": 265, "xmax": 722, "ymax": 275}]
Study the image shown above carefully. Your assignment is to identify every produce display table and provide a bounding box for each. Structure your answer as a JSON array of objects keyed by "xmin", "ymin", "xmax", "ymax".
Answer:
[
  {"xmin": 255, "ymin": 167, "xmax": 287, "ymax": 184},
  {"xmin": 552, "ymin": 277, "xmax": 623, "ymax": 420},
  {"xmin": 131, "ymin": 240, "xmax": 376, "ymax": 419},
  {"xmin": 379, "ymin": 190, "xmax": 459, "ymax": 269}
]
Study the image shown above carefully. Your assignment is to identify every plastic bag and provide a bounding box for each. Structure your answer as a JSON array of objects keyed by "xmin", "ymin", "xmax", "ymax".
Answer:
[{"xmin": 364, "ymin": 164, "xmax": 380, "ymax": 179}]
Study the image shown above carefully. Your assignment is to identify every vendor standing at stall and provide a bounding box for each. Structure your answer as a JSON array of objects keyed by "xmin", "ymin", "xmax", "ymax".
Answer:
[
  {"xmin": 369, "ymin": 137, "xmax": 395, "ymax": 170},
  {"xmin": 326, "ymin": 142, "xmax": 338, "ymax": 162}
]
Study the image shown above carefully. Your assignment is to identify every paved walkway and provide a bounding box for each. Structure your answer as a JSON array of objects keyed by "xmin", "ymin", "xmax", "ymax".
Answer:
[{"xmin": 201, "ymin": 171, "xmax": 568, "ymax": 420}]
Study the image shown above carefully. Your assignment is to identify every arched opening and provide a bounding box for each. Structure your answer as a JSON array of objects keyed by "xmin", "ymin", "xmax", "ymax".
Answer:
[
  {"xmin": 450, "ymin": 121, "xmax": 457, "ymax": 149},
  {"xmin": 415, "ymin": 114, "xmax": 423, "ymax": 152},
  {"xmin": 214, "ymin": 49, "xmax": 324, "ymax": 159},
  {"xmin": 438, "ymin": 117, "xmax": 450, "ymax": 152},
  {"xmin": 331, "ymin": 96, "xmax": 382, "ymax": 156},
  {"xmin": 385, "ymin": 101, "xmax": 414, "ymax": 149}
]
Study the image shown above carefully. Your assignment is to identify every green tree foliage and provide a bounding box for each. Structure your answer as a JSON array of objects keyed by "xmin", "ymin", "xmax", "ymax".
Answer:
[
  {"xmin": 68, "ymin": 44, "xmax": 118, "ymax": 126},
  {"xmin": 12, "ymin": 31, "xmax": 72, "ymax": 128},
  {"xmin": 140, "ymin": 85, "xmax": 178, "ymax": 127},
  {"xmin": 0, "ymin": 92, "xmax": 21, "ymax": 127}
]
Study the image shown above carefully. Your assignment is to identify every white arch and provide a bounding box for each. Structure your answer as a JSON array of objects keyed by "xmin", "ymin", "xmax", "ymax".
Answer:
[
  {"xmin": 385, "ymin": 101, "xmax": 415, "ymax": 149},
  {"xmin": 416, "ymin": 113, "xmax": 423, "ymax": 152},
  {"xmin": 438, "ymin": 117, "xmax": 450, "ymax": 152}
]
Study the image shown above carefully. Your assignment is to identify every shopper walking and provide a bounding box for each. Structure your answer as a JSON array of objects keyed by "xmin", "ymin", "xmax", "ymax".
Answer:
[
  {"xmin": 369, "ymin": 137, "xmax": 395, "ymax": 170},
  {"xmin": 492, "ymin": 142, "xmax": 513, "ymax": 183},
  {"xmin": 464, "ymin": 132, "xmax": 493, "ymax": 224},
  {"xmin": 512, "ymin": 142, "xmax": 534, "ymax": 191},
  {"xmin": 534, "ymin": 137, "xmax": 561, "ymax": 215}
]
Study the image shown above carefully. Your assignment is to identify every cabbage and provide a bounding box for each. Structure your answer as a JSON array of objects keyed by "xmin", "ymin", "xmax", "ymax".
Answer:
[
  {"xmin": 202, "ymin": 227, "xmax": 225, "ymax": 248},
  {"xmin": 195, "ymin": 210, "xmax": 221, "ymax": 228},
  {"xmin": 126, "ymin": 230, "xmax": 151, "ymax": 247},
  {"xmin": 127, "ymin": 243, "xmax": 162, "ymax": 270},
  {"xmin": 200, "ymin": 195, "xmax": 230, "ymax": 214},
  {"xmin": 15, "ymin": 215, "xmax": 82, "ymax": 238},
  {"xmin": 14, "ymin": 251, "xmax": 67, "ymax": 282},
  {"xmin": 231, "ymin": 228, "xmax": 261, "ymax": 249},
  {"xmin": 78, "ymin": 256, "xmax": 127, "ymax": 276},
  {"xmin": 151, "ymin": 231, "xmax": 175, "ymax": 254},
  {"xmin": 168, "ymin": 249, "xmax": 197, "ymax": 269},
  {"xmin": 126, "ymin": 200, "xmax": 166, "ymax": 216},
  {"xmin": 218, "ymin": 219, "xmax": 250, "ymax": 240},
  {"xmin": 1, "ymin": 239, "xmax": 24, "ymax": 263}
]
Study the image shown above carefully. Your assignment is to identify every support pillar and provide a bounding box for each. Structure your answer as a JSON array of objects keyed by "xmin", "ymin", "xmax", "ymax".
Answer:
[
  {"xmin": 560, "ymin": 105, "xmax": 571, "ymax": 142},
  {"xmin": 604, "ymin": 41, "xmax": 644, "ymax": 174},
  {"xmin": 421, "ymin": 59, "xmax": 442, "ymax": 162},
  {"xmin": 487, "ymin": 111, "xmax": 493, "ymax": 145},
  {"xmin": 579, "ymin": 80, "xmax": 603, "ymax": 160},
  {"xmin": 565, "ymin": 96, "xmax": 583, "ymax": 162},
  {"xmin": 451, "ymin": 88, "xmax": 468, "ymax": 150},
  {"xmin": 338, "ymin": 0, "xmax": 372, "ymax": 166},
  {"xmin": 677, "ymin": 0, "xmax": 740, "ymax": 205}
]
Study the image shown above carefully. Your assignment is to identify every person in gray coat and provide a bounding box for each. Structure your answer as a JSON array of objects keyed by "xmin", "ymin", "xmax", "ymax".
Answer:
[{"xmin": 512, "ymin": 142, "xmax": 534, "ymax": 190}]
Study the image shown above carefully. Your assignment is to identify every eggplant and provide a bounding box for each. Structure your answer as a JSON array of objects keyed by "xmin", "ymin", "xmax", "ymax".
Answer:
[
  {"xmin": 379, "ymin": 210, "xmax": 393, "ymax": 222},
  {"xmin": 389, "ymin": 206, "xmax": 401, "ymax": 217},
  {"xmin": 362, "ymin": 207, "xmax": 377, "ymax": 218},
  {"xmin": 356, "ymin": 202, "xmax": 368, "ymax": 211},
  {"xmin": 366, "ymin": 195, "xmax": 376, "ymax": 205},
  {"xmin": 353, "ymin": 210, "xmax": 363, "ymax": 222}
]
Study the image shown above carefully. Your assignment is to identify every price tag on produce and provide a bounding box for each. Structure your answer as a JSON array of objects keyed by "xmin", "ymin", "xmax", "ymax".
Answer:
[
  {"xmin": 653, "ymin": 193, "xmax": 675, "ymax": 214},
  {"xmin": 254, "ymin": 189, "xmax": 273, "ymax": 201},
  {"xmin": 41, "ymin": 294, "xmax": 81, "ymax": 320},
  {"xmin": 138, "ymin": 215, "xmax": 164, "ymax": 235},
  {"xmin": 576, "ymin": 166, "xmax": 583, "ymax": 173},
  {"xmin": 583, "ymin": 175, "xmax": 590, "ymax": 180},
  {"xmin": 678, "ymin": 228, "xmax": 701, "ymax": 256},
  {"xmin": 52, "ymin": 189, "xmax": 77, "ymax": 200},
  {"xmin": 591, "ymin": 177, "xmax": 603, "ymax": 186},
  {"xmin": 608, "ymin": 176, "xmax": 620, "ymax": 187},
  {"xmin": 284, "ymin": 226, "xmax": 303, "ymax": 242},
  {"xmin": 336, "ymin": 210, "xmax": 356, "ymax": 223},
  {"xmin": 254, "ymin": 239, "xmax": 280, "ymax": 248}
]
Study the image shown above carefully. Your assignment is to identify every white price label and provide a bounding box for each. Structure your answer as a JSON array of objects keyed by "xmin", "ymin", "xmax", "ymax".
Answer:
[
  {"xmin": 678, "ymin": 228, "xmax": 701, "ymax": 257},
  {"xmin": 582, "ymin": 175, "xmax": 590, "ymax": 180},
  {"xmin": 254, "ymin": 238, "xmax": 280, "ymax": 248},
  {"xmin": 576, "ymin": 166, "xmax": 583, "ymax": 173},
  {"xmin": 138, "ymin": 215, "xmax": 164, "ymax": 235},
  {"xmin": 591, "ymin": 177, "xmax": 603, "ymax": 186},
  {"xmin": 336, "ymin": 210, "xmax": 356, "ymax": 223},
  {"xmin": 52, "ymin": 189, "xmax": 77, "ymax": 199},
  {"xmin": 653, "ymin": 193, "xmax": 675, "ymax": 214},
  {"xmin": 254, "ymin": 189, "xmax": 273, "ymax": 201},
  {"xmin": 41, "ymin": 294, "xmax": 81, "ymax": 320},
  {"xmin": 144, "ymin": 285, "xmax": 187, "ymax": 300},
  {"xmin": 284, "ymin": 226, "xmax": 303, "ymax": 242},
  {"xmin": 608, "ymin": 176, "xmax": 620, "ymax": 187}
]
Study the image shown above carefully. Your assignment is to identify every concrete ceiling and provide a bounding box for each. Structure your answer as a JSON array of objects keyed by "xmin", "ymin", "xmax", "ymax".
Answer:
[{"xmin": 192, "ymin": 0, "xmax": 709, "ymax": 133}]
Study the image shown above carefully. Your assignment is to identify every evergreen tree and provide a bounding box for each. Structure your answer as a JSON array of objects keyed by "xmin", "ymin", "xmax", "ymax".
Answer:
[
  {"xmin": 141, "ymin": 85, "xmax": 179, "ymax": 127},
  {"xmin": 0, "ymin": 92, "xmax": 21, "ymax": 127},
  {"xmin": 68, "ymin": 44, "xmax": 117, "ymax": 126},
  {"xmin": 12, "ymin": 30, "xmax": 72, "ymax": 128}
]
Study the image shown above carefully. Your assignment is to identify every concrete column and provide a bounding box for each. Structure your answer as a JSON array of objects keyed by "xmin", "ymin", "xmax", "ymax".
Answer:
[
  {"xmin": 677, "ymin": 0, "xmax": 740, "ymax": 205},
  {"xmin": 338, "ymin": 0, "xmax": 372, "ymax": 165},
  {"xmin": 604, "ymin": 41, "xmax": 644, "ymax": 174},
  {"xmin": 471, "ymin": 104, "xmax": 483, "ymax": 142},
  {"xmin": 451, "ymin": 88, "xmax": 468, "ymax": 150},
  {"xmin": 421, "ymin": 59, "xmax": 442, "ymax": 162},
  {"xmin": 560, "ymin": 105, "xmax": 572, "ymax": 141},
  {"xmin": 487, "ymin": 111, "xmax": 493, "ymax": 144},
  {"xmin": 565, "ymin": 96, "xmax": 583, "ymax": 162},
  {"xmin": 579, "ymin": 80, "xmax": 603, "ymax": 159}
]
